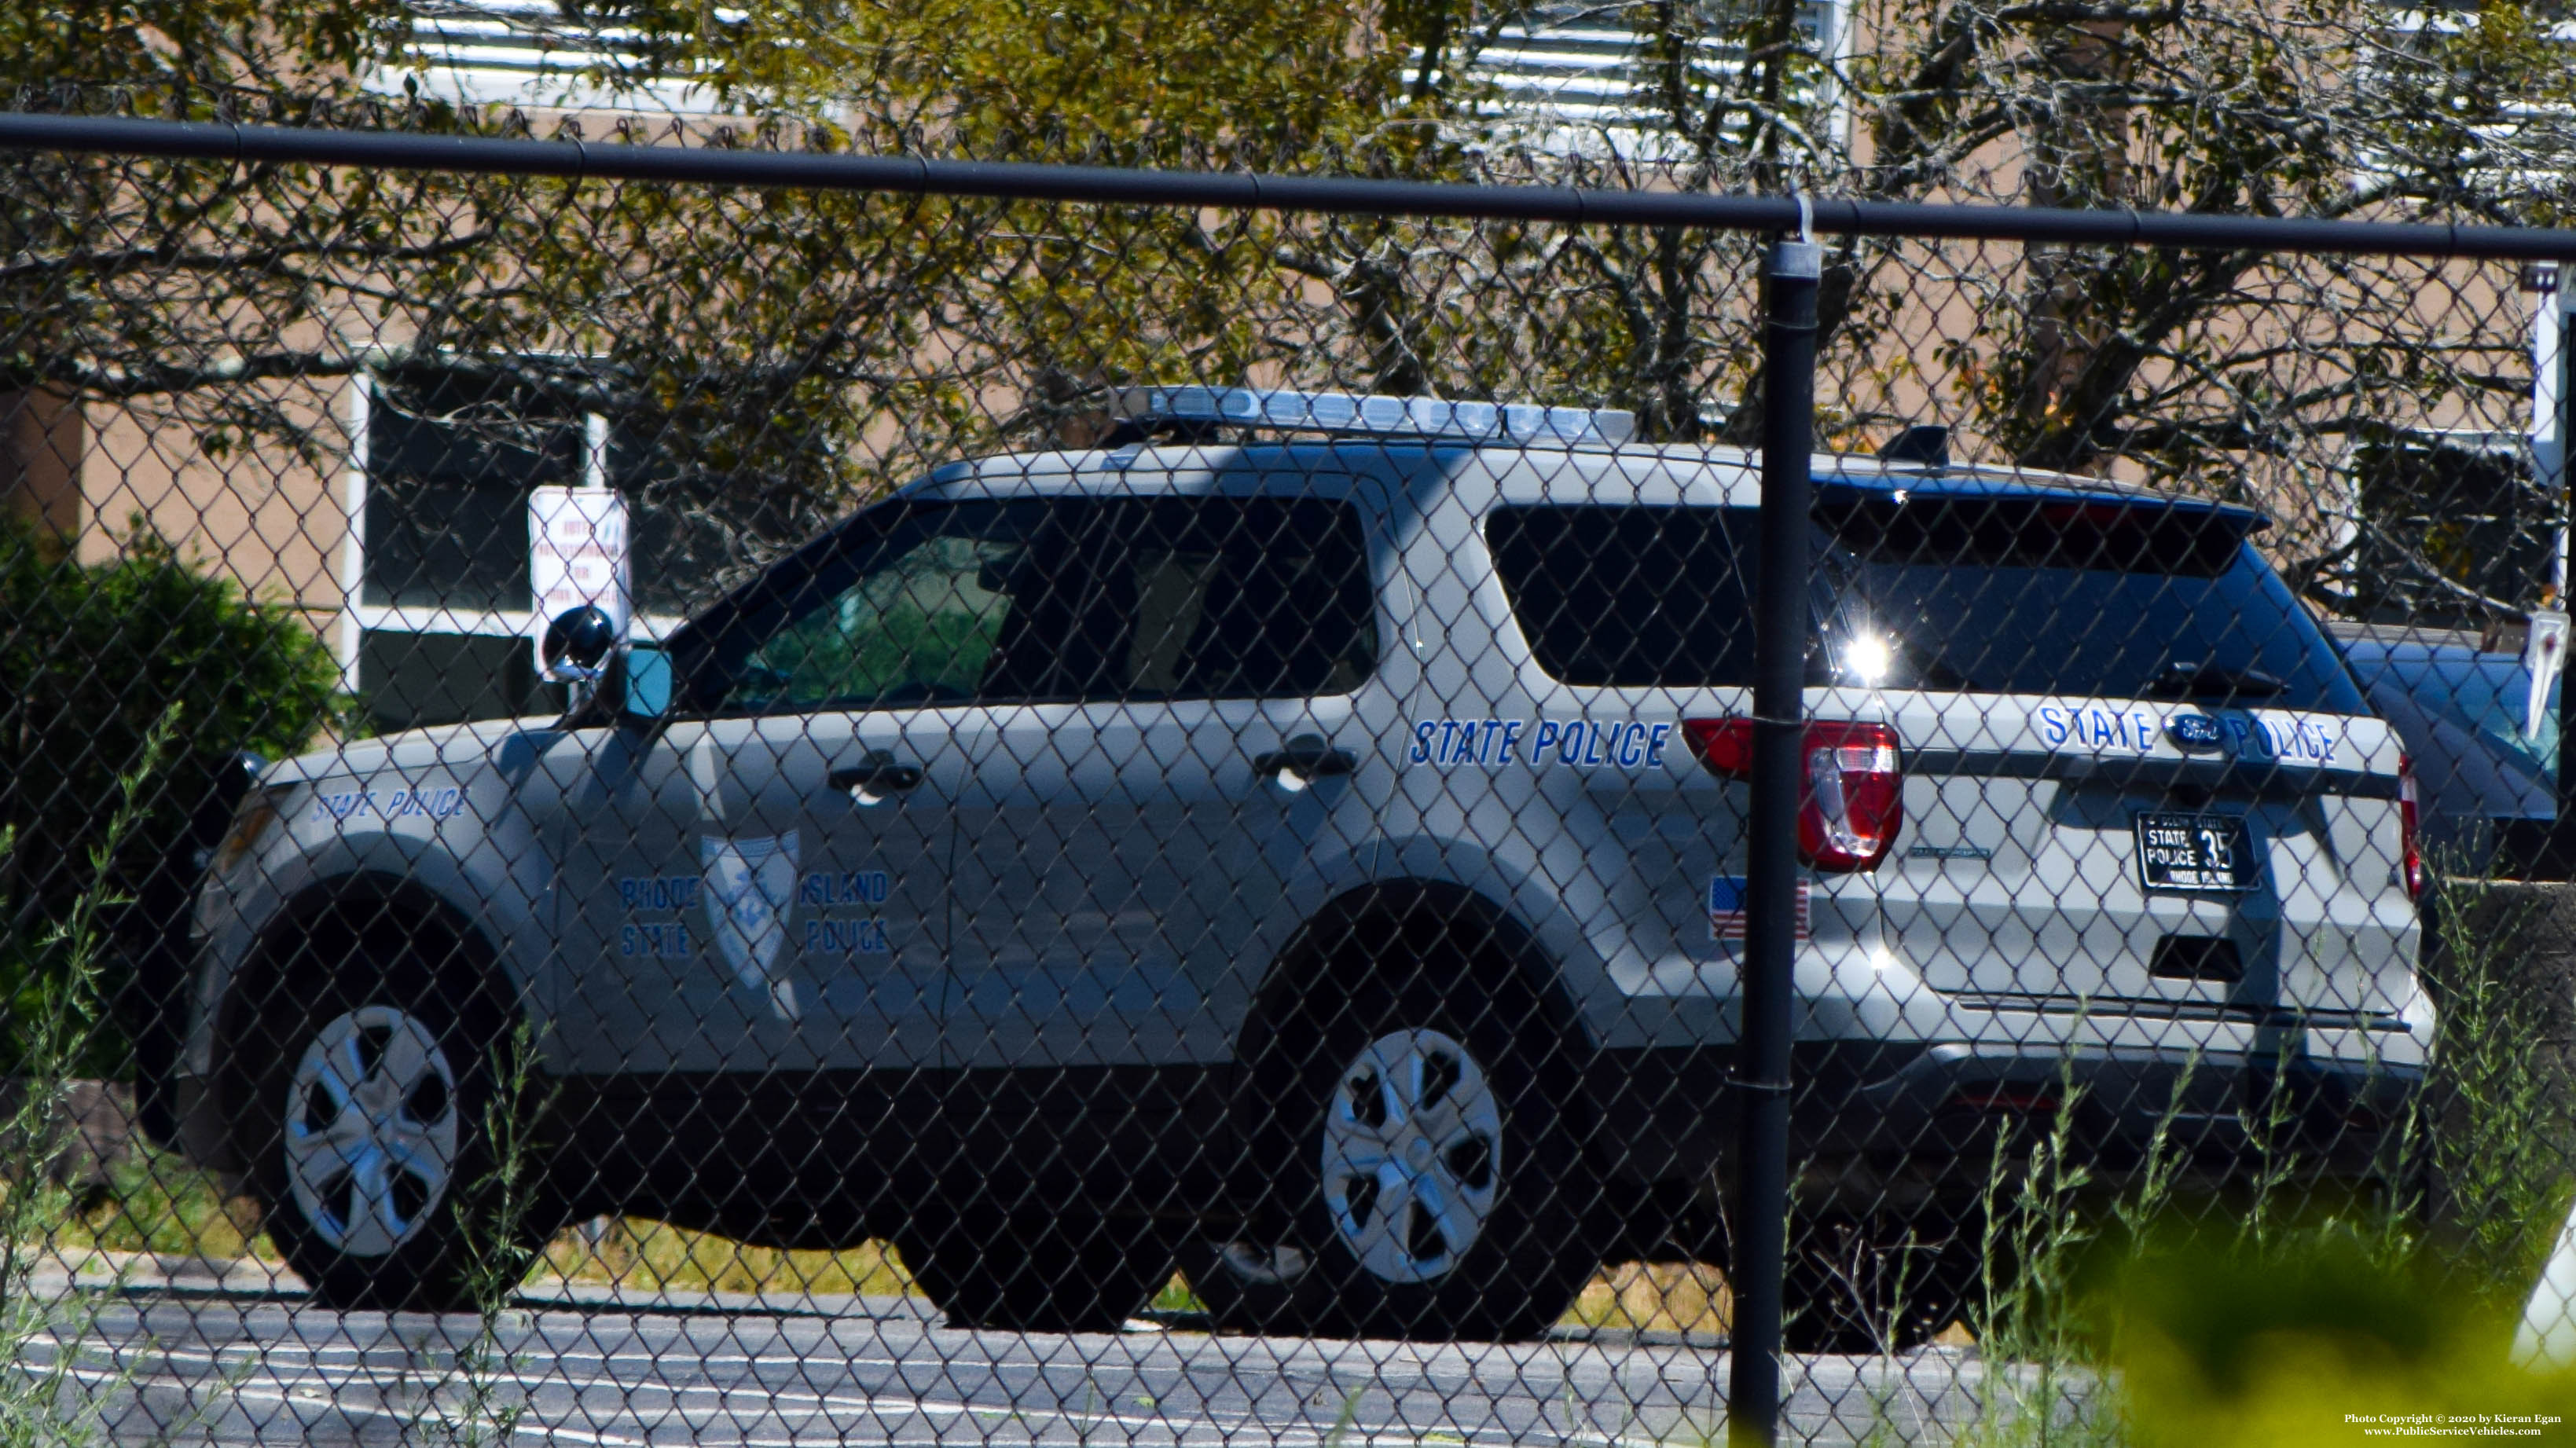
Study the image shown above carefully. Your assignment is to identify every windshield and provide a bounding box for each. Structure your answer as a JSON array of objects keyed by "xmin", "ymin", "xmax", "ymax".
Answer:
[{"xmin": 1487, "ymin": 494, "xmax": 2365, "ymax": 713}]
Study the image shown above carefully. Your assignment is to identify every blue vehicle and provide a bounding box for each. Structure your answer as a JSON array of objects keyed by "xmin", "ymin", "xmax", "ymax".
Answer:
[{"xmin": 2335, "ymin": 627, "xmax": 2560, "ymax": 878}]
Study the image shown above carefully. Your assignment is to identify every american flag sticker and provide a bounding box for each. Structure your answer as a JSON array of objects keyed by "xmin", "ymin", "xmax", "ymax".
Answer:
[{"xmin": 1709, "ymin": 875, "xmax": 1811, "ymax": 942}]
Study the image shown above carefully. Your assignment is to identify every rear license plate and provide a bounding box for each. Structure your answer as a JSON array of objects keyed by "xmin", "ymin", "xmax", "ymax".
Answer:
[{"xmin": 2132, "ymin": 812, "xmax": 2259, "ymax": 893}]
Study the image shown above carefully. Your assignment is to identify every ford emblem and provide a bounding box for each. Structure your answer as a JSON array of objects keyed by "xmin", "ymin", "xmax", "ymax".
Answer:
[{"xmin": 2163, "ymin": 713, "xmax": 2226, "ymax": 752}]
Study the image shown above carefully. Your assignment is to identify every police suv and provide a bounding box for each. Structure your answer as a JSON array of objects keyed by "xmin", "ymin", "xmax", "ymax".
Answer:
[{"xmin": 181, "ymin": 387, "xmax": 2427, "ymax": 1347}]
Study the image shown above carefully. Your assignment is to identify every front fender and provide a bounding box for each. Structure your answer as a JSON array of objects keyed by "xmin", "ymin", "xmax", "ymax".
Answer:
[{"xmin": 182, "ymin": 776, "xmax": 558, "ymax": 1080}]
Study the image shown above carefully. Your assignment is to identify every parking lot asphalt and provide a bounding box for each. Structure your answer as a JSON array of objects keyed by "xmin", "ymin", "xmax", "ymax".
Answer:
[{"xmin": 24, "ymin": 1278, "xmax": 2012, "ymax": 1446}]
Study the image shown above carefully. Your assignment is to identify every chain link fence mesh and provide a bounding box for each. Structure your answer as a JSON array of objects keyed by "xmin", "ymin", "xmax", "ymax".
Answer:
[{"xmin": 4, "ymin": 112, "xmax": 2576, "ymax": 1445}]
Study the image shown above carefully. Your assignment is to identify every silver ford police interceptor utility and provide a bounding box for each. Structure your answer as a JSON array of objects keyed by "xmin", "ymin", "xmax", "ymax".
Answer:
[{"xmin": 181, "ymin": 386, "xmax": 2427, "ymax": 1347}]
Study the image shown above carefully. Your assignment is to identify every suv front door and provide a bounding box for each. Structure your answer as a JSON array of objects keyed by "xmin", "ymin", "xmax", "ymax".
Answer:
[
  {"xmin": 551, "ymin": 501, "xmax": 1041, "ymax": 1076},
  {"xmin": 942, "ymin": 483, "xmax": 1382, "ymax": 1072}
]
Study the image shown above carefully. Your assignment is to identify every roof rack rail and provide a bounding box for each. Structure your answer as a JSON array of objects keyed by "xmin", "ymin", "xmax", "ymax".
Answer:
[{"xmin": 1108, "ymin": 385, "xmax": 1635, "ymax": 445}]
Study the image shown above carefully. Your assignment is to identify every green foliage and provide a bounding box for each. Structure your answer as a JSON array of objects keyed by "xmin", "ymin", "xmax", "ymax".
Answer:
[
  {"xmin": 0, "ymin": 0, "xmax": 408, "ymax": 112},
  {"xmin": 14, "ymin": 0, "xmax": 2571, "ymax": 606},
  {"xmin": 422, "ymin": 1023, "xmax": 556, "ymax": 1448},
  {"xmin": 2098, "ymin": 1227, "xmax": 2576, "ymax": 1448},
  {"xmin": 0, "ymin": 717, "xmax": 172, "ymax": 1448},
  {"xmin": 2420, "ymin": 874, "xmax": 2576, "ymax": 1303},
  {"xmin": 1939, "ymin": 866, "xmax": 2576, "ymax": 1446},
  {"xmin": 0, "ymin": 515, "xmax": 338, "ymax": 1075}
]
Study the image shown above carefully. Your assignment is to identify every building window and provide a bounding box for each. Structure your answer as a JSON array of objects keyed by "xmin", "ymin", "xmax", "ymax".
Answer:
[
  {"xmin": 1466, "ymin": 0, "xmax": 1844, "ymax": 159},
  {"xmin": 2343, "ymin": 429, "xmax": 2553, "ymax": 631},
  {"xmin": 366, "ymin": 0, "xmax": 727, "ymax": 114},
  {"xmin": 342, "ymin": 368, "xmax": 712, "ymax": 733}
]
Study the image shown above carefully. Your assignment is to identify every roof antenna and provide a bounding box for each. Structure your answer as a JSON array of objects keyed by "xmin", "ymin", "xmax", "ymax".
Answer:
[{"xmin": 1877, "ymin": 424, "xmax": 1950, "ymax": 469}]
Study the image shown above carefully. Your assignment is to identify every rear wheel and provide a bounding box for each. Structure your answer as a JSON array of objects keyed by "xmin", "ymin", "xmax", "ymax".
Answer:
[
  {"xmin": 1183, "ymin": 955, "xmax": 1599, "ymax": 1340},
  {"xmin": 234, "ymin": 931, "xmax": 538, "ymax": 1312},
  {"xmin": 896, "ymin": 1208, "xmax": 1172, "ymax": 1333}
]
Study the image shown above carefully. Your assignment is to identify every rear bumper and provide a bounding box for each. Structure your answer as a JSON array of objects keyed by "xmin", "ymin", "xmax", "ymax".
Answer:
[{"xmin": 1587, "ymin": 1035, "xmax": 2421, "ymax": 1195}]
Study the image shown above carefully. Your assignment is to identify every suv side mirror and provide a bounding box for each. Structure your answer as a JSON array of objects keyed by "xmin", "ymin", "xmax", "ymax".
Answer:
[{"xmin": 623, "ymin": 640, "xmax": 673, "ymax": 724}]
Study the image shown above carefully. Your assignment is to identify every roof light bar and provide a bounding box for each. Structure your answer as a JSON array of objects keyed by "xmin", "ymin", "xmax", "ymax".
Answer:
[{"xmin": 1110, "ymin": 385, "xmax": 1635, "ymax": 445}]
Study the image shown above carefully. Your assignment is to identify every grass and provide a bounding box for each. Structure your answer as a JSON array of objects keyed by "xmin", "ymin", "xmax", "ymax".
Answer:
[
  {"xmin": 534, "ymin": 1218, "xmax": 919, "ymax": 1299},
  {"xmin": 1561, "ymin": 1260, "xmax": 1732, "ymax": 1336},
  {"xmin": 56, "ymin": 1170, "xmax": 1750, "ymax": 1345},
  {"xmin": 1923, "ymin": 861, "xmax": 2576, "ymax": 1448},
  {"xmin": 1, "ymin": 713, "xmax": 182, "ymax": 1447},
  {"xmin": 53, "ymin": 1149, "xmax": 270, "ymax": 1263}
]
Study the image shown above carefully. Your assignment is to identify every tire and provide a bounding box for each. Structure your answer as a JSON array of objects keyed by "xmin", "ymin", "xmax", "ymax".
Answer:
[
  {"xmin": 1782, "ymin": 1212, "xmax": 1983, "ymax": 1355},
  {"xmin": 233, "ymin": 929, "xmax": 536, "ymax": 1313},
  {"xmin": 1183, "ymin": 951, "xmax": 1599, "ymax": 1340},
  {"xmin": 896, "ymin": 1208, "xmax": 1172, "ymax": 1333}
]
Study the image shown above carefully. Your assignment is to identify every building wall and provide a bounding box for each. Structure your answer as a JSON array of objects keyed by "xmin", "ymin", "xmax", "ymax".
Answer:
[{"xmin": 2, "ymin": 389, "xmax": 86, "ymax": 548}]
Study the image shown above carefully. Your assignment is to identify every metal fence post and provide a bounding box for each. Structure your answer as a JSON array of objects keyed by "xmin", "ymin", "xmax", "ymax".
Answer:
[
  {"xmin": 1727, "ymin": 228, "xmax": 1821, "ymax": 1448},
  {"xmin": 2556, "ymin": 270, "xmax": 2576, "ymax": 859}
]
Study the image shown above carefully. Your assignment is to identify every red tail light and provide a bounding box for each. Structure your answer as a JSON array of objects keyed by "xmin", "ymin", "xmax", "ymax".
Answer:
[
  {"xmin": 2398, "ymin": 753, "xmax": 2426, "ymax": 897},
  {"xmin": 1683, "ymin": 717, "xmax": 1905, "ymax": 873}
]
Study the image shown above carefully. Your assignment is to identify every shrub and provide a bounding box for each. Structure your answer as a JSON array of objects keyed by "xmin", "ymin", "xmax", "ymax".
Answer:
[{"xmin": 0, "ymin": 515, "xmax": 339, "ymax": 1076}]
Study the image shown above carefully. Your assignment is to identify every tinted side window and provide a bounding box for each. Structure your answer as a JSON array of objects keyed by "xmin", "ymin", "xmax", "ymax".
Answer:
[
  {"xmin": 701, "ymin": 493, "xmax": 1375, "ymax": 713},
  {"xmin": 1488, "ymin": 506, "xmax": 1760, "ymax": 687},
  {"xmin": 1122, "ymin": 494, "xmax": 1377, "ymax": 698},
  {"xmin": 1490, "ymin": 499, "xmax": 2361, "ymax": 713},
  {"xmin": 981, "ymin": 495, "xmax": 1378, "ymax": 701},
  {"xmin": 718, "ymin": 502, "xmax": 1033, "ymax": 713}
]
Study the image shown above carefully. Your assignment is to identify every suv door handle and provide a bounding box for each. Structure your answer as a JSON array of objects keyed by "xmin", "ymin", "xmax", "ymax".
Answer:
[
  {"xmin": 1253, "ymin": 735, "xmax": 1357, "ymax": 784},
  {"xmin": 829, "ymin": 751, "xmax": 924, "ymax": 797}
]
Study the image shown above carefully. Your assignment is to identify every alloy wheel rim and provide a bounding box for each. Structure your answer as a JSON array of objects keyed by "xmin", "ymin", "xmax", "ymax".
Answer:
[
  {"xmin": 1319, "ymin": 1028, "xmax": 1503, "ymax": 1284},
  {"xmin": 283, "ymin": 1006, "xmax": 460, "ymax": 1257}
]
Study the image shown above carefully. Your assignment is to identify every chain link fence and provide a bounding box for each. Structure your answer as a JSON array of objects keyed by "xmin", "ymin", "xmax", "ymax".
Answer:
[{"xmin": 6, "ymin": 111, "xmax": 2576, "ymax": 1446}]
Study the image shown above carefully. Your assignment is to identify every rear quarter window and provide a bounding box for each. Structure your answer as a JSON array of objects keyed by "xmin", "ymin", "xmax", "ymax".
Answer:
[{"xmin": 1486, "ymin": 505, "xmax": 1757, "ymax": 687}]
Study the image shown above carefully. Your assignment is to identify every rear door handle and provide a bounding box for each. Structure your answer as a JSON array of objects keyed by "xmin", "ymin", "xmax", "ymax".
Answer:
[
  {"xmin": 1254, "ymin": 735, "xmax": 1357, "ymax": 784},
  {"xmin": 829, "ymin": 750, "xmax": 924, "ymax": 797}
]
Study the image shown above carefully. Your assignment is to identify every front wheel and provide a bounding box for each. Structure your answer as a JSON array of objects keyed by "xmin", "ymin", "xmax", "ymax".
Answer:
[
  {"xmin": 1185, "ymin": 977, "xmax": 1600, "ymax": 1340},
  {"xmin": 236, "ymin": 942, "xmax": 537, "ymax": 1312}
]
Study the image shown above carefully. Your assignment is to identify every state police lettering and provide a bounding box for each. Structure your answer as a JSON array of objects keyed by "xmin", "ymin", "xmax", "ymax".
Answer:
[
  {"xmin": 2227, "ymin": 715, "xmax": 2340, "ymax": 764},
  {"xmin": 1407, "ymin": 719, "xmax": 1674, "ymax": 770},
  {"xmin": 2035, "ymin": 705, "xmax": 2157, "ymax": 752},
  {"xmin": 804, "ymin": 918, "xmax": 890, "ymax": 954},
  {"xmin": 616, "ymin": 874, "xmax": 702, "ymax": 958},
  {"xmin": 619, "ymin": 922, "xmax": 695, "ymax": 958},
  {"xmin": 802, "ymin": 870, "xmax": 894, "ymax": 955},
  {"xmin": 2035, "ymin": 703, "xmax": 2342, "ymax": 764},
  {"xmin": 309, "ymin": 786, "xmax": 468, "ymax": 823}
]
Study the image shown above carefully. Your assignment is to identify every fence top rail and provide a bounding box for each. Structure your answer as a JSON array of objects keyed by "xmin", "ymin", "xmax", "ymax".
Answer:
[{"xmin": 6, "ymin": 110, "xmax": 2576, "ymax": 260}]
